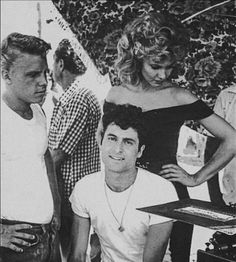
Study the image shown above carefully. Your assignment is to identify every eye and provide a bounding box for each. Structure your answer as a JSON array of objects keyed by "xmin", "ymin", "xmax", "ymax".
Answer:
[
  {"xmin": 166, "ymin": 65, "xmax": 174, "ymax": 70},
  {"xmin": 125, "ymin": 140, "xmax": 133, "ymax": 146},
  {"xmin": 29, "ymin": 72, "xmax": 38, "ymax": 77},
  {"xmin": 150, "ymin": 65, "xmax": 161, "ymax": 70},
  {"xmin": 108, "ymin": 136, "xmax": 116, "ymax": 141},
  {"xmin": 27, "ymin": 71, "xmax": 40, "ymax": 78}
]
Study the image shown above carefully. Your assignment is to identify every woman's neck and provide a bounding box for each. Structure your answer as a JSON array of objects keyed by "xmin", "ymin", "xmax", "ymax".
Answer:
[{"xmin": 141, "ymin": 79, "xmax": 173, "ymax": 92}]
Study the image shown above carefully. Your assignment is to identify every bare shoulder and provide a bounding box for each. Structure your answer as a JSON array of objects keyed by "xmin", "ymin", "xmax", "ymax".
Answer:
[
  {"xmin": 106, "ymin": 85, "xmax": 126, "ymax": 103},
  {"xmin": 171, "ymin": 87, "xmax": 198, "ymax": 105}
]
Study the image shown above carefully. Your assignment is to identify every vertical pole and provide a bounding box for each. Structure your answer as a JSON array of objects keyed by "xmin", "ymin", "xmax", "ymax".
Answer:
[{"xmin": 37, "ymin": 2, "xmax": 41, "ymax": 38}]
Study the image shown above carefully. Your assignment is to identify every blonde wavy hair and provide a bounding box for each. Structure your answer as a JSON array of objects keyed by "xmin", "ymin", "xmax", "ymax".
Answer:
[{"xmin": 115, "ymin": 12, "xmax": 189, "ymax": 86}]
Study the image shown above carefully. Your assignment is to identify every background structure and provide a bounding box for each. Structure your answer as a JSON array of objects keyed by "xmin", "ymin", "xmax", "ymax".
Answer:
[{"xmin": 52, "ymin": 0, "xmax": 236, "ymax": 108}]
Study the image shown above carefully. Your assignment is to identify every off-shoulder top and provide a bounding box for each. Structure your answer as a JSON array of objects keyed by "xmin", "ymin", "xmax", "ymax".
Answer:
[{"xmin": 103, "ymin": 100, "xmax": 213, "ymax": 174}]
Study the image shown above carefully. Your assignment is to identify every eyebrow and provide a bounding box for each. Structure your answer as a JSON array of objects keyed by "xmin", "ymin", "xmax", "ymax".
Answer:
[
  {"xmin": 107, "ymin": 133, "xmax": 117, "ymax": 137},
  {"xmin": 150, "ymin": 61, "xmax": 175, "ymax": 67},
  {"xmin": 25, "ymin": 68, "xmax": 49, "ymax": 75},
  {"xmin": 123, "ymin": 138, "xmax": 136, "ymax": 144},
  {"xmin": 25, "ymin": 70, "xmax": 41, "ymax": 75},
  {"xmin": 107, "ymin": 133, "xmax": 137, "ymax": 143}
]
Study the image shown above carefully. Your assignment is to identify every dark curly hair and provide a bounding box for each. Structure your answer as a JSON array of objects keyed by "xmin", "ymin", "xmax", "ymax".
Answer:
[
  {"xmin": 102, "ymin": 103, "xmax": 147, "ymax": 149},
  {"xmin": 115, "ymin": 12, "xmax": 190, "ymax": 86},
  {"xmin": 54, "ymin": 39, "xmax": 86, "ymax": 75},
  {"xmin": 1, "ymin": 32, "xmax": 51, "ymax": 71}
]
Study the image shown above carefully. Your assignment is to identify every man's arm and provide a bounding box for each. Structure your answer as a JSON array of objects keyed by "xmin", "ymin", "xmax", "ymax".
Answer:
[
  {"xmin": 44, "ymin": 148, "xmax": 61, "ymax": 229},
  {"xmin": 50, "ymin": 148, "xmax": 68, "ymax": 171},
  {"xmin": 68, "ymin": 214, "xmax": 91, "ymax": 262},
  {"xmin": 143, "ymin": 221, "xmax": 173, "ymax": 262}
]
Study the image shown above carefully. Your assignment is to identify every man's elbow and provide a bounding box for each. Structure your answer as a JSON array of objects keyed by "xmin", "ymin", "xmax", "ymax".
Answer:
[{"xmin": 51, "ymin": 148, "xmax": 68, "ymax": 167}]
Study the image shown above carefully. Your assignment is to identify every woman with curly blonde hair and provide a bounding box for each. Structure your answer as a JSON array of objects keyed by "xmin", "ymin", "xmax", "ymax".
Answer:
[
  {"xmin": 116, "ymin": 12, "xmax": 189, "ymax": 86},
  {"xmin": 101, "ymin": 12, "xmax": 236, "ymax": 262}
]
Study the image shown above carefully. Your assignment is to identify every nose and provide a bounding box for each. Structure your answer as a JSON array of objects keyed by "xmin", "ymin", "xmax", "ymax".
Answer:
[
  {"xmin": 158, "ymin": 69, "xmax": 168, "ymax": 80},
  {"xmin": 39, "ymin": 73, "xmax": 48, "ymax": 87},
  {"xmin": 114, "ymin": 141, "xmax": 123, "ymax": 153}
]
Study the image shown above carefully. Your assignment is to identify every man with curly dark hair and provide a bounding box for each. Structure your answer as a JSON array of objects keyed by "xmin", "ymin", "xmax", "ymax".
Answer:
[
  {"xmin": 1, "ymin": 32, "xmax": 61, "ymax": 262},
  {"xmin": 69, "ymin": 104, "xmax": 178, "ymax": 262}
]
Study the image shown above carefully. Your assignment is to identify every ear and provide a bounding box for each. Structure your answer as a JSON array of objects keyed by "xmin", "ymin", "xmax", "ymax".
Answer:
[
  {"xmin": 1, "ymin": 69, "xmax": 11, "ymax": 84},
  {"xmin": 137, "ymin": 145, "xmax": 145, "ymax": 159},
  {"xmin": 98, "ymin": 132, "xmax": 104, "ymax": 149},
  {"xmin": 58, "ymin": 59, "xmax": 65, "ymax": 72},
  {"xmin": 96, "ymin": 121, "xmax": 104, "ymax": 148}
]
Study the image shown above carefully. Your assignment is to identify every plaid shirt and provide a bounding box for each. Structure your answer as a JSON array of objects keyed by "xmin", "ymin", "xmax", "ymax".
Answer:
[{"xmin": 49, "ymin": 79, "xmax": 101, "ymax": 202}]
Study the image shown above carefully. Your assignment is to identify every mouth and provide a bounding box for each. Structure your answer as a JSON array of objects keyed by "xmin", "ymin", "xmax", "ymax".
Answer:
[
  {"xmin": 153, "ymin": 79, "xmax": 164, "ymax": 83},
  {"xmin": 109, "ymin": 155, "xmax": 124, "ymax": 161},
  {"xmin": 36, "ymin": 91, "xmax": 46, "ymax": 96}
]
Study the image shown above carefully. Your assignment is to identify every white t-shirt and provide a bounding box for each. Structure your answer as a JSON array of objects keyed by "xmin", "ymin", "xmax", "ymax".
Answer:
[
  {"xmin": 1, "ymin": 100, "xmax": 54, "ymax": 223},
  {"xmin": 70, "ymin": 168, "xmax": 177, "ymax": 262}
]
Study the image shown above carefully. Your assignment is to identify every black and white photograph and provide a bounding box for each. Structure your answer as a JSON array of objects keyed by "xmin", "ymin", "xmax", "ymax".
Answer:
[{"xmin": 1, "ymin": 1, "xmax": 236, "ymax": 262}]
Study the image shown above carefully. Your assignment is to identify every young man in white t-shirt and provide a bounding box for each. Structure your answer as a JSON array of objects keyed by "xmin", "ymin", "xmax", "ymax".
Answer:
[
  {"xmin": 69, "ymin": 105, "xmax": 177, "ymax": 262},
  {"xmin": 1, "ymin": 32, "xmax": 61, "ymax": 262}
]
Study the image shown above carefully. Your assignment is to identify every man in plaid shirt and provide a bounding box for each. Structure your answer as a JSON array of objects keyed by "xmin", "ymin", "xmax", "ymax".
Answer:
[{"xmin": 49, "ymin": 39, "xmax": 101, "ymax": 258}]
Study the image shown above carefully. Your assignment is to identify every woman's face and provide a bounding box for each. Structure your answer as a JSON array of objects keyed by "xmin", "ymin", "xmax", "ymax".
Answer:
[{"xmin": 141, "ymin": 56, "xmax": 175, "ymax": 88}]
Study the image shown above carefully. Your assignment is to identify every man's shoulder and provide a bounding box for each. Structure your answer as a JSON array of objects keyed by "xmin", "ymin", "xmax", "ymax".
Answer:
[
  {"xmin": 138, "ymin": 168, "xmax": 162, "ymax": 180},
  {"xmin": 75, "ymin": 171, "xmax": 102, "ymax": 188},
  {"xmin": 137, "ymin": 168, "xmax": 178, "ymax": 203},
  {"xmin": 72, "ymin": 172, "xmax": 103, "ymax": 201},
  {"xmin": 61, "ymin": 86, "xmax": 101, "ymax": 112},
  {"xmin": 220, "ymin": 84, "xmax": 236, "ymax": 96},
  {"xmin": 137, "ymin": 168, "xmax": 174, "ymax": 188},
  {"xmin": 74, "ymin": 86, "xmax": 97, "ymax": 99},
  {"xmin": 73, "ymin": 87, "xmax": 101, "ymax": 108}
]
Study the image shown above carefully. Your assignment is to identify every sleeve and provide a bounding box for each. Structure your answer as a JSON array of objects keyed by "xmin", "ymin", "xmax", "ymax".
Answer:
[
  {"xmin": 184, "ymin": 100, "xmax": 214, "ymax": 121},
  {"xmin": 55, "ymin": 95, "xmax": 90, "ymax": 155},
  {"xmin": 69, "ymin": 179, "xmax": 90, "ymax": 218},
  {"xmin": 149, "ymin": 179, "xmax": 178, "ymax": 226},
  {"xmin": 213, "ymin": 93, "xmax": 225, "ymax": 118}
]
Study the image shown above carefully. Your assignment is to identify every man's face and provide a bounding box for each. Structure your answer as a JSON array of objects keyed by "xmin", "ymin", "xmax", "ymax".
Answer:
[
  {"xmin": 8, "ymin": 53, "xmax": 49, "ymax": 104},
  {"xmin": 101, "ymin": 123, "xmax": 145, "ymax": 174},
  {"xmin": 52, "ymin": 55, "xmax": 61, "ymax": 85}
]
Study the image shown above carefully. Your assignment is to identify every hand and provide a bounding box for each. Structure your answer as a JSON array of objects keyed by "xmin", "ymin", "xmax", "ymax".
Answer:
[
  {"xmin": 0, "ymin": 223, "xmax": 35, "ymax": 252},
  {"xmin": 90, "ymin": 233, "xmax": 101, "ymax": 259},
  {"xmin": 51, "ymin": 215, "xmax": 61, "ymax": 231},
  {"xmin": 159, "ymin": 164, "xmax": 198, "ymax": 187}
]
